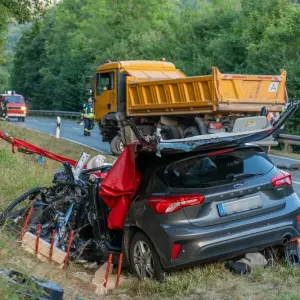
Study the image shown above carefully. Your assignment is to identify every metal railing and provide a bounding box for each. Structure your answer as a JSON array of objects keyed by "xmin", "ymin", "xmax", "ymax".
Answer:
[
  {"xmin": 277, "ymin": 133, "xmax": 300, "ymax": 152},
  {"xmin": 27, "ymin": 109, "xmax": 300, "ymax": 149},
  {"xmin": 28, "ymin": 110, "xmax": 81, "ymax": 119}
]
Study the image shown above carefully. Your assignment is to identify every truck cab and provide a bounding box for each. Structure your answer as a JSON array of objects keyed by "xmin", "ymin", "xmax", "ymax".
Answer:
[{"xmin": 0, "ymin": 93, "xmax": 27, "ymax": 122}]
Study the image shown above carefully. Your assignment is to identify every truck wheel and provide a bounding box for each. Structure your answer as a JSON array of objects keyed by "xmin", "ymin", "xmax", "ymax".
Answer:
[
  {"xmin": 160, "ymin": 125, "xmax": 181, "ymax": 140},
  {"xmin": 184, "ymin": 126, "xmax": 200, "ymax": 138},
  {"xmin": 110, "ymin": 135, "xmax": 124, "ymax": 156},
  {"xmin": 194, "ymin": 117, "xmax": 208, "ymax": 135}
]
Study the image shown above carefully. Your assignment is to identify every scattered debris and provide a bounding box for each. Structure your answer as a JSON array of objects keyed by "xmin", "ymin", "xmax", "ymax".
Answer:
[
  {"xmin": 277, "ymin": 164, "xmax": 300, "ymax": 171},
  {"xmin": 237, "ymin": 252, "xmax": 268, "ymax": 268},
  {"xmin": 67, "ymin": 263, "xmax": 128, "ymax": 295},
  {"xmin": 0, "ymin": 268, "xmax": 64, "ymax": 300},
  {"xmin": 284, "ymin": 239, "xmax": 300, "ymax": 266},
  {"xmin": 225, "ymin": 252, "xmax": 270, "ymax": 276},
  {"xmin": 83, "ymin": 262, "xmax": 98, "ymax": 270},
  {"xmin": 225, "ymin": 262, "xmax": 251, "ymax": 276}
]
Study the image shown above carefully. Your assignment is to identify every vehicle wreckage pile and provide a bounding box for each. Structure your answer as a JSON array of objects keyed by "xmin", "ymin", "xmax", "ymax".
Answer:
[{"xmin": 0, "ymin": 102, "xmax": 300, "ymax": 287}]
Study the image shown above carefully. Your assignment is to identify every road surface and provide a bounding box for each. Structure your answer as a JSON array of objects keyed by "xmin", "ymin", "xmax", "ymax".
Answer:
[
  {"xmin": 8, "ymin": 116, "xmax": 110, "ymax": 153},
  {"xmin": 7, "ymin": 116, "xmax": 300, "ymax": 195}
]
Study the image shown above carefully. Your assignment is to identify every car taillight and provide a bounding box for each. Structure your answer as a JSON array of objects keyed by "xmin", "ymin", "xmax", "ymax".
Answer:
[
  {"xmin": 208, "ymin": 123, "xmax": 222, "ymax": 129},
  {"xmin": 171, "ymin": 243, "xmax": 182, "ymax": 259},
  {"xmin": 147, "ymin": 194, "xmax": 205, "ymax": 214},
  {"xmin": 297, "ymin": 215, "xmax": 300, "ymax": 226},
  {"xmin": 271, "ymin": 171, "xmax": 292, "ymax": 187}
]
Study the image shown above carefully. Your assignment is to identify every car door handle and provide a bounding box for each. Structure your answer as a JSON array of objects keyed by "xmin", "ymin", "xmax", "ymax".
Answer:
[{"xmin": 107, "ymin": 104, "xmax": 111, "ymax": 109}]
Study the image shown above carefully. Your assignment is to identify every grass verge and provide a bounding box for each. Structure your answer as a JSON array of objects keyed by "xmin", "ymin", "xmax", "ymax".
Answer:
[
  {"xmin": 1, "ymin": 122, "xmax": 300, "ymax": 300},
  {"xmin": 271, "ymin": 149, "xmax": 300, "ymax": 161}
]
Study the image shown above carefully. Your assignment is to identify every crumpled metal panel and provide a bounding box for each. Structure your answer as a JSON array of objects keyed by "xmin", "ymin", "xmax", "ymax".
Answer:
[
  {"xmin": 157, "ymin": 129, "xmax": 273, "ymax": 154},
  {"xmin": 156, "ymin": 102, "xmax": 300, "ymax": 155}
]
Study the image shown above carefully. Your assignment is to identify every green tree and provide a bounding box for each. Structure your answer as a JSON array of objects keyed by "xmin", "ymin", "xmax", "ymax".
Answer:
[{"xmin": 0, "ymin": 0, "xmax": 44, "ymax": 57}]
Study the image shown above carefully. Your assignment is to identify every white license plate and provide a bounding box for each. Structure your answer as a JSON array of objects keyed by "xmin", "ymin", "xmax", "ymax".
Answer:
[{"xmin": 217, "ymin": 195, "xmax": 262, "ymax": 216}]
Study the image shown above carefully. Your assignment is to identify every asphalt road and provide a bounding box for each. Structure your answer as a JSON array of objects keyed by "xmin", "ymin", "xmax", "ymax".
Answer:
[
  {"xmin": 7, "ymin": 116, "xmax": 300, "ymax": 195},
  {"xmin": 8, "ymin": 116, "xmax": 111, "ymax": 153}
]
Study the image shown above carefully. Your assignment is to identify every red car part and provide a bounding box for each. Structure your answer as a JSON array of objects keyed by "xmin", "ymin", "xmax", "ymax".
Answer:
[
  {"xmin": 0, "ymin": 131, "xmax": 77, "ymax": 166},
  {"xmin": 19, "ymin": 207, "xmax": 33, "ymax": 241},
  {"xmin": 99, "ymin": 143, "xmax": 142, "ymax": 230}
]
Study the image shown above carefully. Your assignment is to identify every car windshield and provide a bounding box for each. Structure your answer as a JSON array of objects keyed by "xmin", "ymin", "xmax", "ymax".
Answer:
[
  {"xmin": 5, "ymin": 96, "xmax": 24, "ymax": 104},
  {"xmin": 164, "ymin": 148, "xmax": 274, "ymax": 188}
]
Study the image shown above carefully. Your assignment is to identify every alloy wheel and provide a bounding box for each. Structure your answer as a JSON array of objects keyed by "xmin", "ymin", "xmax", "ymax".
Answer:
[{"xmin": 133, "ymin": 240, "xmax": 154, "ymax": 279}]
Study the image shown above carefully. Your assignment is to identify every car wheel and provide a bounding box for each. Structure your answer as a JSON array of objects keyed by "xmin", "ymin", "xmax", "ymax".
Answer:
[
  {"xmin": 129, "ymin": 231, "xmax": 165, "ymax": 281},
  {"xmin": 184, "ymin": 126, "xmax": 200, "ymax": 138},
  {"xmin": 160, "ymin": 125, "xmax": 181, "ymax": 140},
  {"xmin": 110, "ymin": 135, "xmax": 124, "ymax": 156},
  {"xmin": 22, "ymin": 117, "xmax": 25, "ymax": 122}
]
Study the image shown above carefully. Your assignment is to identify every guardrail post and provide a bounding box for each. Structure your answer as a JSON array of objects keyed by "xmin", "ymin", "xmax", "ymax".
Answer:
[
  {"xmin": 56, "ymin": 116, "xmax": 61, "ymax": 139},
  {"xmin": 284, "ymin": 142, "xmax": 292, "ymax": 153}
]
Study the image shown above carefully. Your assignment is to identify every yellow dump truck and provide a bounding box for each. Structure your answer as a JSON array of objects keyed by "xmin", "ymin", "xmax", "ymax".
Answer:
[{"xmin": 87, "ymin": 60, "xmax": 287, "ymax": 155}]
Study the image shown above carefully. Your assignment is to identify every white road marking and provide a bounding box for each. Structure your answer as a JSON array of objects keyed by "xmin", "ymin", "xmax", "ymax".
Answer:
[
  {"xmin": 8, "ymin": 125, "xmax": 109, "ymax": 153},
  {"xmin": 61, "ymin": 137, "xmax": 105, "ymax": 152},
  {"xmin": 72, "ymin": 127, "xmax": 80, "ymax": 130},
  {"xmin": 270, "ymin": 154, "xmax": 300, "ymax": 163},
  {"xmin": 293, "ymin": 181, "xmax": 300, "ymax": 185}
]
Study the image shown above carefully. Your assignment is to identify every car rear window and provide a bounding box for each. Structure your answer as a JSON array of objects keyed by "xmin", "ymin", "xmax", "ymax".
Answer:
[
  {"xmin": 163, "ymin": 148, "xmax": 274, "ymax": 188},
  {"xmin": 5, "ymin": 96, "xmax": 24, "ymax": 104}
]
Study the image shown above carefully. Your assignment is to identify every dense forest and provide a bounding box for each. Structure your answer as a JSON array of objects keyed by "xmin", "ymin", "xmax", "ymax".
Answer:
[
  {"xmin": 0, "ymin": 0, "xmax": 43, "ymax": 91},
  {"xmin": 0, "ymin": 24, "xmax": 30, "ymax": 92},
  {"xmin": 4, "ymin": 0, "xmax": 300, "ymax": 132}
]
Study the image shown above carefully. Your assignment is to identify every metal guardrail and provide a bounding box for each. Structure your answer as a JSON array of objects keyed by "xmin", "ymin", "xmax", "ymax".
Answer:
[
  {"xmin": 27, "ymin": 110, "xmax": 300, "ymax": 149},
  {"xmin": 277, "ymin": 133, "xmax": 300, "ymax": 152},
  {"xmin": 28, "ymin": 110, "xmax": 81, "ymax": 118}
]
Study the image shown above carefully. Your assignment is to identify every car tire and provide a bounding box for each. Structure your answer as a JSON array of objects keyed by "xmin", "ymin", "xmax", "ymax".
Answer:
[
  {"xmin": 183, "ymin": 126, "xmax": 200, "ymax": 138},
  {"xmin": 0, "ymin": 186, "xmax": 42, "ymax": 226},
  {"xmin": 22, "ymin": 117, "xmax": 25, "ymax": 122},
  {"xmin": 110, "ymin": 135, "xmax": 124, "ymax": 156},
  {"xmin": 160, "ymin": 125, "xmax": 181, "ymax": 140},
  {"xmin": 129, "ymin": 231, "xmax": 165, "ymax": 281}
]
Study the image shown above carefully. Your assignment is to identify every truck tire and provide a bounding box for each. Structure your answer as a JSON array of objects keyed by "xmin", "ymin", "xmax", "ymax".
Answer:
[
  {"xmin": 110, "ymin": 135, "xmax": 124, "ymax": 156},
  {"xmin": 184, "ymin": 126, "xmax": 200, "ymax": 138},
  {"xmin": 194, "ymin": 117, "xmax": 207, "ymax": 135},
  {"xmin": 160, "ymin": 125, "xmax": 181, "ymax": 140}
]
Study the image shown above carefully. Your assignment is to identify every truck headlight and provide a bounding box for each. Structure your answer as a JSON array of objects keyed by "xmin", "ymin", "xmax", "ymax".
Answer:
[{"xmin": 21, "ymin": 106, "xmax": 26, "ymax": 111}]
